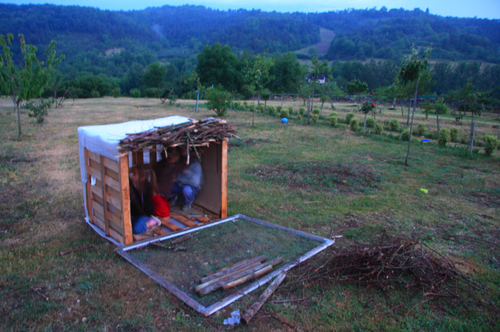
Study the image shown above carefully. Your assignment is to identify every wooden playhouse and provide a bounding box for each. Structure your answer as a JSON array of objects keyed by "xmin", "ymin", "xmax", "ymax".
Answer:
[{"xmin": 78, "ymin": 116, "xmax": 237, "ymax": 246}]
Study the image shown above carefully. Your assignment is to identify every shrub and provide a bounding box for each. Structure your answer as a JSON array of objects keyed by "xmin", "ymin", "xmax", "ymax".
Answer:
[
  {"xmin": 130, "ymin": 88, "xmax": 141, "ymax": 98},
  {"xmin": 366, "ymin": 117, "xmax": 375, "ymax": 128},
  {"xmin": 112, "ymin": 86, "xmax": 121, "ymax": 98},
  {"xmin": 206, "ymin": 87, "xmax": 231, "ymax": 117},
  {"xmin": 243, "ymin": 101, "xmax": 248, "ymax": 108},
  {"xmin": 288, "ymin": 106, "xmax": 294, "ymax": 115},
  {"xmin": 90, "ymin": 90, "xmax": 101, "ymax": 98},
  {"xmin": 417, "ymin": 123, "xmax": 426, "ymax": 136},
  {"xmin": 280, "ymin": 109, "xmax": 289, "ymax": 118},
  {"xmin": 26, "ymin": 99, "xmax": 52, "ymax": 124},
  {"xmin": 389, "ymin": 118, "xmax": 399, "ymax": 131},
  {"xmin": 330, "ymin": 116, "xmax": 338, "ymax": 127},
  {"xmin": 460, "ymin": 132, "xmax": 468, "ymax": 144},
  {"xmin": 311, "ymin": 114, "xmax": 319, "ymax": 123},
  {"xmin": 277, "ymin": 106, "xmax": 283, "ymax": 114},
  {"xmin": 329, "ymin": 112, "xmax": 338, "ymax": 118},
  {"xmin": 267, "ymin": 105, "xmax": 276, "ymax": 115},
  {"xmin": 259, "ymin": 104, "xmax": 265, "ymax": 113},
  {"xmin": 296, "ymin": 113, "xmax": 303, "ymax": 121},
  {"xmin": 233, "ymin": 101, "xmax": 241, "ymax": 109},
  {"xmin": 438, "ymin": 128, "xmax": 451, "ymax": 147},
  {"xmin": 350, "ymin": 118, "xmax": 359, "ymax": 131},
  {"xmin": 346, "ymin": 113, "xmax": 355, "ymax": 124},
  {"xmin": 299, "ymin": 107, "xmax": 305, "ymax": 115},
  {"xmin": 484, "ymin": 134, "xmax": 499, "ymax": 156},
  {"xmin": 312, "ymin": 108, "xmax": 321, "ymax": 115},
  {"xmin": 375, "ymin": 123, "xmax": 383, "ymax": 134},
  {"xmin": 450, "ymin": 128, "xmax": 459, "ymax": 142},
  {"xmin": 401, "ymin": 128, "xmax": 411, "ymax": 141}
]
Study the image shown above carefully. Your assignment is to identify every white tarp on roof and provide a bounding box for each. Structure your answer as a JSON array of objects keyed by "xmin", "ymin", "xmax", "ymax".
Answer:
[{"xmin": 77, "ymin": 116, "xmax": 190, "ymax": 244}]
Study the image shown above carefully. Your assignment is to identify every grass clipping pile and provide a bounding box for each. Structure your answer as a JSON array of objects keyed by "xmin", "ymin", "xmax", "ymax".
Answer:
[{"xmin": 286, "ymin": 236, "xmax": 498, "ymax": 316}]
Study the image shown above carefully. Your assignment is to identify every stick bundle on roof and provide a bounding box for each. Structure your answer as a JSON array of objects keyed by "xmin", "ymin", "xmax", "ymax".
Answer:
[{"xmin": 118, "ymin": 117, "xmax": 239, "ymax": 158}]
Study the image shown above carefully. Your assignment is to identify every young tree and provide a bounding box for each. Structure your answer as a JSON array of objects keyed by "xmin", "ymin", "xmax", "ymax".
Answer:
[
  {"xmin": 0, "ymin": 33, "xmax": 64, "ymax": 136},
  {"xmin": 244, "ymin": 54, "xmax": 274, "ymax": 126},
  {"xmin": 307, "ymin": 58, "xmax": 330, "ymax": 124},
  {"xmin": 143, "ymin": 62, "xmax": 168, "ymax": 99},
  {"xmin": 398, "ymin": 45, "xmax": 432, "ymax": 166},
  {"xmin": 346, "ymin": 79, "xmax": 368, "ymax": 106}
]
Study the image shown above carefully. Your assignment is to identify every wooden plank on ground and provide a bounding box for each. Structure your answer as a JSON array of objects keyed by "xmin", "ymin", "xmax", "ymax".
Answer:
[
  {"xmin": 195, "ymin": 216, "xmax": 212, "ymax": 223},
  {"xmin": 201, "ymin": 255, "xmax": 267, "ymax": 283},
  {"xmin": 171, "ymin": 214, "xmax": 197, "ymax": 227},
  {"xmin": 159, "ymin": 217, "xmax": 183, "ymax": 232}
]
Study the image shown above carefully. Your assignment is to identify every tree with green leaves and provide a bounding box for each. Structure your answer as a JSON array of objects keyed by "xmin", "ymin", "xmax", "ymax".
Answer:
[
  {"xmin": 433, "ymin": 97, "xmax": 449, "ymax": 133},
  {"xmin": 346, "ymin": 79, "xmax": 368, "ymax": 106},
  {"xmin": 205, "ymin": 87, "xmax": 231, "ymax": 117},
  {"xmin": 244, "ymin": 54, "xmax": 274, "ymax": 126},
  {"xmin": 143, "ymin": 62, "xmax": 168, "ymax": 99},
  {"xmin": 307, "ymin": 58, "xmax": 331, "ymax": 124},
  {"xmin": 398, "ymin": 45, "xmax": 432, "ymax": 166},
  {"xmin": 0, "ymin": 33, "xmax": 64, "ymax": 136},
  {"xmin": 196, "ymin": 43, "xmax": 241, "ymax": 92}
]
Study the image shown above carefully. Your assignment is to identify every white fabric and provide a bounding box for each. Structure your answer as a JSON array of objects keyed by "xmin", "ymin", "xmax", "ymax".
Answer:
[{"xmin": 78, "ymin": 116, "xmax": 190, "ymax": 224}]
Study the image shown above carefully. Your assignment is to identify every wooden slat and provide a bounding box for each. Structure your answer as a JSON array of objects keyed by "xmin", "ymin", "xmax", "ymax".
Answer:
[
  {"xmin": 88, "ymin": 151, "xmax": 101, "ymax": 165},
  {"xmin": 196, "ymin": 216, "xmax": 211, "ymax": 223},
  {"xmin": 220, "ymin": 139, "xmax": 228, "ymax": 219},
  {"xmin": 159, "ymin": 217, "xmax": 183, "ymax": 231},
  {"xmin": 109, "ymin": 227, "xmax": 124, "ymax": 244},
  {"xmin": 149, "ymin": 150, "xmax": 157, "ymax": 166},
  {"xmin": 120, "ymin": 156, "xmax": 133, "ymax": 245},
  {"xmin": 92, "ymin": 199, "xmax": 104, "ymax": 215},
  {"xmin": 105, "ymin": 174, "xmax": 121, "ymax": 192},
  {"xmin": 85, "ymin": 148, "xmax": 94, "ymax": 225},
  {"xmin": 88, "ymin": 165, "xmax": 102, "ymax": 181},
  {"xmin": 171, "ymin": 214, "xmax": 197, "ymax": 227},
  {"xmin": 105, "ymin": 167, "xmax": 119, "ymax": 183},
  {"xmin": 89, "ymin": 158, "xmax": 101, "ymax": 172},
  {"xmin": 91, "ymin": 185, "xmax": 122, "ymax": 210},
  {"xmin": 93, "ymin": 214, "xmax": 105, "ymax": 231},
  {"xmin": 102, "ymin": 157, "xmax": 119, "ymax": 173},
  {"xmin": 100, "ymin": 155, "xmax": 110, "ymax": 237},
  {"xmin": 94, "ymin": 208, "xmax": 123, "ymax": 235}
]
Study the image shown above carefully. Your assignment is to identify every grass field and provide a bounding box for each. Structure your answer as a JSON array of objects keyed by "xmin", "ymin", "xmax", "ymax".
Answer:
[{"xmin": 1, "ymin": 97, "xmax": 499, "ymax": 331}]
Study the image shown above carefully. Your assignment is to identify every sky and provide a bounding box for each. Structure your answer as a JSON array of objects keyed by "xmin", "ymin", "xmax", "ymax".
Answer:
[{"xmin": 2, "ymin": 0, "xmax": 500, "ymax": 19}]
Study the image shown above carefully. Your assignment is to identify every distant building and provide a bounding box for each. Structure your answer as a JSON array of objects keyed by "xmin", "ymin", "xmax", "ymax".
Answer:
[{"xmin": 306, "ymin": 74, "xmax": 327, "ymax": 84}]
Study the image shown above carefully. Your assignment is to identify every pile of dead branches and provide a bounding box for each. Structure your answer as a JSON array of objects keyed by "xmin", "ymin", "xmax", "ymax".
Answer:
[
  {"xmin": 287, "ymin": 237, "xmax": 496, "ymax": 312},
  {"xmin": 118, "ymin": 117, "xmax": 239, "ymax": 157}
]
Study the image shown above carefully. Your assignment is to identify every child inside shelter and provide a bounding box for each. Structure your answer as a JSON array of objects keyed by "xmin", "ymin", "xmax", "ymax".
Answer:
[{"xmin": 129, "ymin": 165, "xmax": 161, "ymax": 234}]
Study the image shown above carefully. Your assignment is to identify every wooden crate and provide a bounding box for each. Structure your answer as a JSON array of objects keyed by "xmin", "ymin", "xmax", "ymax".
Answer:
[{"xmin": 84, "ymin": 140, "xmax": 228, "ymax": 245}]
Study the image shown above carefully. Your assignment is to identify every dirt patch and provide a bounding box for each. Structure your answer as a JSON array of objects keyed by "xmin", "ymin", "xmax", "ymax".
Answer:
[
  {"xmin": 246, "ymin": 163, "xmax": 381, "ymax": 193},
  {"xmin": 465, "ymin": 191, "xmax": 500, "ymax": 208}
]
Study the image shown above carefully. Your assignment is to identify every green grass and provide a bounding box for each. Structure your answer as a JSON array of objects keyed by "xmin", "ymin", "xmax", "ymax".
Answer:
[{"xmin": 0, "ymin": 97, "xmax": 499, "ymax": 331}]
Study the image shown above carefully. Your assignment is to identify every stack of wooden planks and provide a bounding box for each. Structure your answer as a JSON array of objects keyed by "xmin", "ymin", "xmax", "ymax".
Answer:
[{"xmin": 194, "ymin": 256, "xmax": 283, "ymax": 297}]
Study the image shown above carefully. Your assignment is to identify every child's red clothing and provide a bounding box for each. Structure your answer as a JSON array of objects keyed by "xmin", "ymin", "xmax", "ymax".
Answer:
[{"xmin": 151, "ymin": 194, "xmax": 170, "ymax": 218}]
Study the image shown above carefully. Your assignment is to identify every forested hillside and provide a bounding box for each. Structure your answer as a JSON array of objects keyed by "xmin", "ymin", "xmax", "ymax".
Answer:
[{"xmin": 1, "ymin": 4, "xmax": 499, "ymax": 100}]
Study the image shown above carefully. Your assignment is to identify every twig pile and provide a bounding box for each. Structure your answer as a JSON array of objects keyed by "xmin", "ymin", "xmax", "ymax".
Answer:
[
  {"xmin": 287, "ymin": 237, "xmax": 494, "ymax": 311},
  {"xmin": 118, "ymin": 117, "xmax": 239, "ymax": 157}
]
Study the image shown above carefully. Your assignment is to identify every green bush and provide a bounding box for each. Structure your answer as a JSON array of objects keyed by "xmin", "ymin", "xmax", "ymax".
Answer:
[
  {"xmin": 417, "ymin": 123, "xmax": 426, "ymax": 136},
  {"xmin": 90, "ymin": 90, "xmax": 101, "ymax": 98},
  {"xmin": 243, "ymin": 101, "xmax": 248, "ymax": 108},
  {"xmin": 401, "ymin": 128, "xmax": 411, "ymax": 141},
  {"xmin": 267, "ymin": 105, "xmax": 276, "ymax": 115},
  {"xmin": 233, "ymin": 101, "xmax": 241, "ymax": 109},
  {"xmin": 329, "ymin": 112, "xmax": 338, "ymax": 118},
  {"xmin": 296, "ymin": 113, "xmax": 302, "ymax": 121},
  {"xmin": 460, "ymin": 132, "xmax": 468, "ymax": 144},
  {"xmin": 277, "ymin": 106, "xmax": 283, "ymax": 114},
  {"xmin": 130, "ymin": 88, "xmax": 141, "ymax": 98},
  {"xmin": 484, "ymin": 134, "xmax": 499, "ymax": 156},
  {"xmin": 259, "ymin": 104, "xmax": 265, "ymax": 113},
  {"xmin": 438, "ymin": 128, "xmax": 451, "ymax": 147},
  {"xmin": 350, "ymin": 118, "xmax": 360, "ymax": 131},
  {"xmin": 26, "ymin": 99, "xmax": 52, "ymax": 124},
  {"xmin": 389, "ymin": 118, "xmax": 400, "ymax": 131},
  {"xmin": 206, "ymin": 87, "xmax": 231, "ymax": 117},
  {"xmin": 366, "ymin": 117, "xmax": 375, "ymax": 128},
  {"xmin": 312, "ymin": 108, "xmax": 320, "ymax": 115},
  {"xmin": 280, "ymin": 109, "xmax": 289, "ymax": 118},
  {"xmin": 346, "ymin": 113, "xmax": 355, "ymax": 124},
  {"xmin": 330, "ymin": 116, "xmax": 338, "ymax": 127},
  {"xmin": 450, "ymin": 128, "xmax": 459, "ymax": 142},
  {"xmin": 248, "ymin": 104, "xmax": 256, "ymax": 112},
  {"xmin": 112, "ymin": 86, "xmax": 121, "ymax": 98},
  {"xmin": 375, "ymin": 123, "xmax": 383, "ymax": 134},
  {"xmin": 288, "ymin": 106, "xmax": 294, "ymax": 115},
  {"xmin": 311, "ymin": 114, "xmax": 319, "ymax": 123},
  {"xmin": 299, "ymin": 107, "xmax": 305, "ymax": 115}
]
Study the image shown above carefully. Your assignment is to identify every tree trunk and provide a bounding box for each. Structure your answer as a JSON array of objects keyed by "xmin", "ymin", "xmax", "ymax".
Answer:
[
  {"xmin": 469, "ymin": 122, "xmax": 475, "ymax": 155},
  {"xmin": 320, "ymin": 101, "xmax": 324, "ymax": 116},
  {"xmin": 405, "ymin": 78, "xmax": 420, "ymax": 166},
  {"xmin": 363, "ymin": 112, "xmax": 367, "ymax": 133},
  {"xmin": 401, "ymin": 104, "xmax": 404, "ymax": 117},
  {"xmin": 406, "ymin": 99, "xmax": 411, "ymax": 125},
  {"xmin": 307, "ymin": 94, "xmax": 311, "ymax": 124},
  {"xmin": 436, "ymin": 112, "xmax": 440, "ymax": 133},
  {"xmin": 17, "ymin": 100, "xmax": 22, "ymax": 137},
  {"xmin": 264, "ymin": 99, "xmax": 267, "ymax": 113}
]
